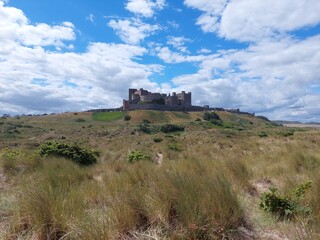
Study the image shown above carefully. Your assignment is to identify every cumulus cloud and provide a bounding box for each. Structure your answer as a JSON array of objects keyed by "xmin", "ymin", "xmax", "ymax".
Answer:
[
  {"xmin": 167, "ymin": 36, "xmax": 191, "ymax": 53},
  {"xmin": 108, "ymin": 18, "xmax": 160, "ymax": 45},
  {"xmin": 220, "ymin": 0, "xmax": 320, "ymax": 42},
  {"xmin": 164, "ymin": 35, "xmax": 320, "ymax": 121},
  {"xmin": 157, "ymin": 46, "xmax": 209, "ymax": 63},
  {"xmin": 184, "ymin": 0, "xmax": 320, "ymax": 42},
  {"xmin": 125, "ymin": 0, "xmax": 165, "ymax": 18},
  {"xmin": 0, "ymin": 3, "xmax": 162, "ymax": 115},
  {"xmin": 0, "ymin": 2, "xmax": 75, "ymax": 48},
  {"xmin": 183, "ymin": 0, "xmax": 228, "ymax": 33}
]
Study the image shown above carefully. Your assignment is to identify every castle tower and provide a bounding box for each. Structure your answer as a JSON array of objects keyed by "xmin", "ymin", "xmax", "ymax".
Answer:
[{"xmin": 128, "ymin": 89, "xmax": 137, "ymax": 101}]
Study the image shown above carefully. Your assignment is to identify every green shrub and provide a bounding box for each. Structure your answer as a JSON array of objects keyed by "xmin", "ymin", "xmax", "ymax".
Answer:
[
  {"xmin": 124, "ymin": 114, "xmax": 131, "ymax": 121},
  {"xmin": 1, "ymin": 148, "xmax": 19, "ymax": 173},
  {"xmin": 38, "ymin": 141, "xmax": 97, "ymax": 166},
  {"xmin": 137, "ymin": 123, "xmax": 151, "ymax": 134},
  {"xmin": 168, "ymin": 143, "xmax": 182, "ymax": 151},
  {"xmin": 142, "ymin": 119, "xmax": 151, "ymax": 124},
  {"xmin": 282, "ymin": 129, "xmax": 294, "ymax": 137},
  {"xmin": 258, "ymin": 131, "xmax": 268, "ymax": 137},
  {"xmin": 160, "ymin": 124, "xmax": 184, "ymax": 133},
  {"xmin": 260, "ymin": 181, "xmax": 312, "ymax": 219},
  {"xmin": 203, "ymin": 112, "xmax": 220, "ymax": 121},
  {"xmin": 127, "ymin": 150, "xmax": 149, "ymax": 163},
  {"xmin": 75, "ymin": 118, "xmax": 85, "ymax": 122},
  {"xmin": 211, "ymin": 119, "xmax": 223, "ymax": 126},
  {"xmin": 153, "ymin": 137, "xmax": 163, "ymax": 143}
]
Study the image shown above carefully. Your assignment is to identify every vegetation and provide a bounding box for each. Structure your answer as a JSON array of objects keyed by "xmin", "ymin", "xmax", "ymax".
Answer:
[
  {"xmin": 92, "ymin": 111, "xmax": 125, "ymax": 121},
  {"xmin": 0, "ymin": 110, "xmax": 320, "ymax": 239},
  {"xmin": 160, "ymin": 123, "xmax": 185, "ymax": 133},
  {"xmin": 75, "ymin": 118, "xmax": 86, "ymax": 122},
  {"xmin": 203, "ymin": 111, "xmax": 220, "ymax": 121},
  {"xmin": 258, "ymin": 131, "xmax": 268, "ymax": 137},
  {"xmin": 127, "ymin": 150, "xmax": 149, "ymax": 163},
  {"xmin": 38, "ymin": 141, "xmax": 97, "ymax": 165},
  {"xmin": 153, "ymin": 137, "xmax": 163, "ymax": 143},
  {"xmin": 124, "ymin": 114, "xmax": 131, "ymax": 121},
  {"xmin": 281, "ymin": 129, "xmax": 295, "ymax": 137},
  {"xmin": 168, "ymin": 142, "xmax": 182, "ymax": 151},
  {"xmin": 260, "ymin": 182, "xmax": 312, "ymax": 219}
]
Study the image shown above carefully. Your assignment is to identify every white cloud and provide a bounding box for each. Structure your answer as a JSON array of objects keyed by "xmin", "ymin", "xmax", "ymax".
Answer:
[
  {"xmin": 108, "ymin": 18, "xmax": 160, "ymax": 45},
  {"xmin": 184, "ymin": 0, "xmax": 228, "ymax": 33},
  {"xmin": 167, "ymin": 20, "xmax": 179, "ymax": 29},
  {"xmin": 220, "ymin": 0, "xmax": 320, "ymax": 42},
  {"xmin": 86, "ymin": 14, "xmax": 94, "ymax": 23},
  {"xmin": 0, "ymin": 2, "xmax": 75, "ymax": 48},
  {"xmin": 0, "ymin": 41, "xmax": 162, "ymax": 115},
  {"xmin": 125, "ymin": 0, "xmax": 165, "ymax": 18},
  {"xmin": 157, "ymin": 46, "xmax": 209, "ymax": 63},
  {"xmin": 167, "ymin": 36, "xmax": 191, "ymax": 53},
  {"xmin": 198, "ymin": 48, "xmax": 211, "ymax": 54},
  {"xmin": 184, "ymin": 0, "xmax": 320, "ymax": 42},
  {"xmin": 0, "ymin": 3, "xmax": 163, "ymax": 115},
  {"xmin": 164, "ymin": 34, "xmax": 320, "ymax": 121}
]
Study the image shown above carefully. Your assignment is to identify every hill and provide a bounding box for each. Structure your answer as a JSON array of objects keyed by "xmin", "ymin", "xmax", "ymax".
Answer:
[{"xmin": 0, "ymin": 110, "xmax": 320, "ymax": 239}]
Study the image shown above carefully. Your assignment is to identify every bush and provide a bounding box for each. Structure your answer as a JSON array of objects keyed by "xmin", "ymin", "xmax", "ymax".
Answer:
[
  {"xmin": 137, "ymin": 123, "xmax": 151, "ymax": 134},
  {"xmin": 260, "ymin": 181, "xmax": 312, "ymax": 219},
  {"xmin": 153, "ymin": 137, "xmax": 163, "ymax": 143},
  {"xmin": 75, "ymin": 118, "xmax": 86, "ymax": 122},
  {"xmin": 124, "ymin": 114, "xmax": 131, "ymax": 121},
  {"xmin": 160, "ymin": 124, "xmax": 184, "ymax": 133},
  {"xmin": 168, "ymin": 143, "xmax": 182, "ymax": 151},
  {"xmin": 38, "ymin": 141, "xmax": 97, "ymax": 166},
  {"xmin": 258, "ymin": 131, "xmax": 268, "ymax": 137},
  {"xmin": 282, "ymin": 129, "xmax": 294, "ymax": 137},
  {"xmin": 142, "ymin": 119, "xmax": 151, "ymax": 124},
  {"xmin": 1, "ymin": 148, "xmax": 19, "ymax": 173},
  {"xmin": 203, "ymin": 112, "xmax": 220, "ymax": 121},
  {"xmin": 211, "ymin": 119, "xmax": 223, "ymax": 126},
  {"xmin": 127, "ymin": 150, "xmax": 149, "ymax": 163}
]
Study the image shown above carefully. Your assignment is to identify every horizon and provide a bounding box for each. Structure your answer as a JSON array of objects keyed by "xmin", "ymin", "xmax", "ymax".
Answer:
[{"xmin": 0, "ymin": 0, "xmax": 320, "ymax": 122}]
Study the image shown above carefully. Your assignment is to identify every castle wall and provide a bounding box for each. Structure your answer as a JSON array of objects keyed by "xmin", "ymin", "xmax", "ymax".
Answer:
[
  {"xmin": 140, "ymin": 93, "xmax": 163, "ymax": 102},
  {"xmin": 124, "ymin": 88, "xmax": 193, "ymax": 111},
  {"xmin": 126, "ymin": 103, "xmax": 205, "ymax": 111}
]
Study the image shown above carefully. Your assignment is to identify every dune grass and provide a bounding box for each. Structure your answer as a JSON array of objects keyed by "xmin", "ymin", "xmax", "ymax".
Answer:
[{"xmin": 0, "ymin": 110, "xmax": 320, "ymax": 239}]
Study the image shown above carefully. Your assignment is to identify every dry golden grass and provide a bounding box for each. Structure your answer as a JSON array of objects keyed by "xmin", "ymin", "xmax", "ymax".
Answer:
[{"xmin": 0, "ymin": 110, "xmax": 320, "ymax": 239}]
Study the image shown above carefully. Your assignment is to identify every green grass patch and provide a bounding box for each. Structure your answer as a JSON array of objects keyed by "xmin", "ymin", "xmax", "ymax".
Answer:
[
  {"xmin": 92, "ymin": 112, "xmax": 125, "ymax": 121},
  {"xmin": 172, "ymin": 111, "xmax": 191, "ymax": 119},
  {"xmin": 147, "ymin": 111, "xmax": 169, "ymax": 123}
]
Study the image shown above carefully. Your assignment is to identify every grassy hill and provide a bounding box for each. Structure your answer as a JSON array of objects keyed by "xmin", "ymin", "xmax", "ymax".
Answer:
[{"xmin": 0, "ymin": 110, "xmax": 320, "ymax": 239}]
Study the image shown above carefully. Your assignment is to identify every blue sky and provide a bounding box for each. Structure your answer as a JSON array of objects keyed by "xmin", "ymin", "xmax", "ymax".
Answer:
[{"xmin": 0, "ymin": 0, "xmax": 320, "ymax": 121}]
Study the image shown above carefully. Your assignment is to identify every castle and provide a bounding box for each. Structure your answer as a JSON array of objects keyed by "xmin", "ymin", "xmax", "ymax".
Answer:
[
  {"xmin": 86, "ymin": 88, "xmax": 253, "ymax": 115},
  {"xmin": 123, "ymin": 88, "xmax": 194, "ymax": 111}
]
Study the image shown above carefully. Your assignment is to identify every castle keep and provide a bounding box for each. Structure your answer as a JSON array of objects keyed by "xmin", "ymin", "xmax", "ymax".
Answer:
[{"xmin": 123, "ymin": 88, "xmax": 193, "ymax": 111}]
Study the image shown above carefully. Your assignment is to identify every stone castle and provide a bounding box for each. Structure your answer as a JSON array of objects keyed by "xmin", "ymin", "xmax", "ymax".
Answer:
[
  {"xmin": 123, "ymin": 88, "xmax": 196, "ymax": 111},
  {"xmin": 86, "ymin": 88, "xmax": 253, "ymax": 115}
]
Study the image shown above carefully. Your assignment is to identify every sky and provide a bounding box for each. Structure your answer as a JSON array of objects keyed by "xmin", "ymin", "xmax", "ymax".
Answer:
[{"xmin": 0, "ymin": 0, "xmax": 320, "ymax": 122}]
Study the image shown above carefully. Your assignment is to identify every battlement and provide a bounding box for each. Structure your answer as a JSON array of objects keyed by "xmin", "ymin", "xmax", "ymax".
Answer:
[{"xmin": 123, "ymin": 88, "xmax": 192, "ymax": 111}]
